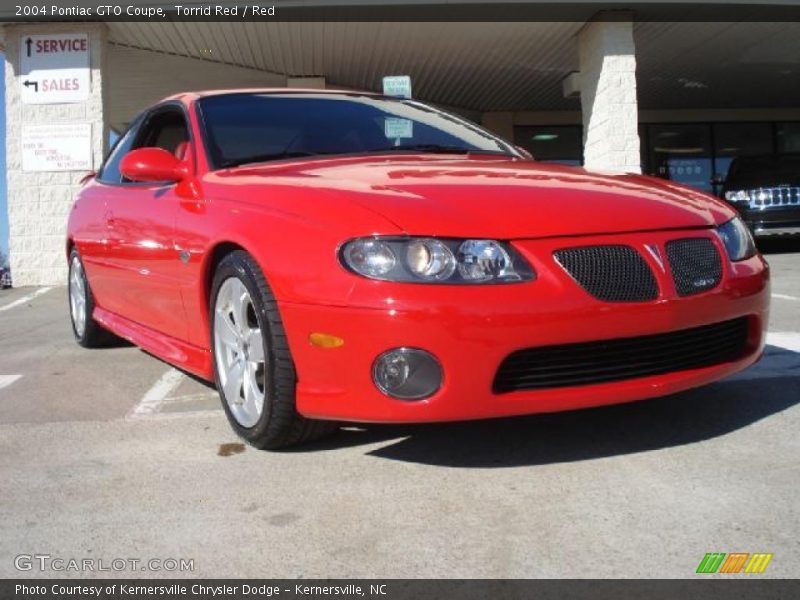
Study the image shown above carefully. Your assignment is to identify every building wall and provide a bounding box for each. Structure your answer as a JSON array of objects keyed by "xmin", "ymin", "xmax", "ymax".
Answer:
[
  {"xmin": 3, "ymin": 23, "xmax": 108, "ymax": 287},
  {"xmin": 106, "ymin": 45, "xmax": 287, "ymax": 130},
  {"xmin": 483, "ymin": 108, "xmax": 800, "ymax": 130}
]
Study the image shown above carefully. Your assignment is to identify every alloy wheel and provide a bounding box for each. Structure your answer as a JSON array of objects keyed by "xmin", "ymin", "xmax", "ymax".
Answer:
[
  {"xmin": 69, "ymin": 257, "xmax": 87, "ymax": 337},
  {"xmin": 213, "ymin": 277, "xmax": 267, "ymax": 428}
]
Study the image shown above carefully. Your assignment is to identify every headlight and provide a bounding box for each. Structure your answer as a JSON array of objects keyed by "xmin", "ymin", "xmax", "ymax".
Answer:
[
  {"xmin": 724, "ymin": 190, "xmax": 751, "ymax": 205},
  {"xmin": 717, "ymin": 217, "xmax": 756, "ymax": 261},
  {"xmin": 340, "ymin": 237, "xmax": 535, "ymax": 284},
  {"xmin": 341, "ymin": 239, "xmax": 396, "ymax": 277}
]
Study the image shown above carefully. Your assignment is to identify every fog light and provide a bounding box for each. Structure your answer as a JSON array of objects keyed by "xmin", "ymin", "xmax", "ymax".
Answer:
[{"xmin": 372, "ymin": 348, "xmax": 442, "ymax": 400}]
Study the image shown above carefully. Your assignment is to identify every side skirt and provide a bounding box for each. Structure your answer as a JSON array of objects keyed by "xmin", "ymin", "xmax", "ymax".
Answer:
[{"xmin": 93, "ymin": 307, "xmax": 214, "ymax": 381}]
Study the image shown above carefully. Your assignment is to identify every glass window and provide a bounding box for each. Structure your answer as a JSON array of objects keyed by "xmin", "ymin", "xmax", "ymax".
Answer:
[
  {"xmin": 97, "ymin": 118, "xmax": 141, "ymax": 184},
  {"xmin": 777, "ymin": 123, "xmax": 800, "ymax": 154},
  {"xmin": 514, "ymin": 126, "xmax": 582, "ymax": 165},
  {"xmin": 713, "ymin": 123, "xmax": 773, "ymax": 187},
  {"xmin": 198, "ymin": 93, "xmax": 516, "ymax": 169},
  {"xmin": 135, "ymin": 109, "xmax": 189, "ymax": 156},
  {"xmin": 646, "ymin": 124, "xmax": 714, "ymax": 193},
  {"xmin": 725, "ymin": 154, "xmax": 800, "ymax": 190}
]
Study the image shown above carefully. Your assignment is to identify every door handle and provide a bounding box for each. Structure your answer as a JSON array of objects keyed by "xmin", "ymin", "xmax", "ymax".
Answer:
[{"xmin": 104, "ymin": 210, "xmax": 115, "ymax": 227}]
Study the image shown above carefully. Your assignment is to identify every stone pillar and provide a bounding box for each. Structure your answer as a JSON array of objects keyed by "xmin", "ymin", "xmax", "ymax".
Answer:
[
  {"xmin": 3, "ymin": 23, "xmax": 108, "ymax": 287},
  {"xmin": 577, "ymin": 17, "xmax": 641, "ymax": 173}
]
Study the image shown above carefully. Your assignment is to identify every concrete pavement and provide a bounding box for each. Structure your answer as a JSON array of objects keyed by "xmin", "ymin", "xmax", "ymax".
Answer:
[{"xmin": 1, "ymin": 241, "xmax": 799, "ymax": 579}]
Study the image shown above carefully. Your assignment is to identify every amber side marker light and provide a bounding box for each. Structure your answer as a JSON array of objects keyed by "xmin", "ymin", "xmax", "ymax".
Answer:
[{"xmin": 309, "ymin": 333, "xmax": 345, "ymax": 348}]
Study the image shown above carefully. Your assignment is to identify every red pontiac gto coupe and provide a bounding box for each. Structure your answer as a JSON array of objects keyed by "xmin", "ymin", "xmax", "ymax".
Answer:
[{"xmin": 67, "ymin": 90, "xmax": 770, "ymax": 448}]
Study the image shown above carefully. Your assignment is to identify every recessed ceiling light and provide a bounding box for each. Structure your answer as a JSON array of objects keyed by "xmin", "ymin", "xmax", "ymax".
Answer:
[
  {"xmin": 654, "ymin": 146, "xmax": 704, "ymax": 154},
  {"xmin": 532, "ymin": 134, "xmax": 559, "ymax": 141}
]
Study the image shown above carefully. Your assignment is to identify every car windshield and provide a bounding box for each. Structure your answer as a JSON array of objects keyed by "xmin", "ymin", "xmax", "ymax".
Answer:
[
  {"xmin": 726, "ymin": 154, "xmax": 800, "ymax": 188},
  {"xmin": 198, "ymin": 93, "xmax": 518, "ymax": 169}
]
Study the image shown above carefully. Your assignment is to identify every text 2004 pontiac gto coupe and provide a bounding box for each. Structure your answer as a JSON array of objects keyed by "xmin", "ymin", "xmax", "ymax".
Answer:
[{"xmin": 67, "ymin": 90, "xmax": 770, "ymax": 448}]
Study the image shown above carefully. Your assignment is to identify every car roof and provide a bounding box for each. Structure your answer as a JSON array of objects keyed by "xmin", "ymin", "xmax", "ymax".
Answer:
[{"xmin": 162, "ymin": 88, "xmax": 381, "ymax": 103}]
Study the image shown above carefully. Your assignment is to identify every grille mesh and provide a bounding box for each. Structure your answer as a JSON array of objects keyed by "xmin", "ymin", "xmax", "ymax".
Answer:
[
  {"xmin": 554, "ymin": 245, "xmax": 658, "ymax": 302},
  {"xmin": 666, "ymin": 238, "xmax": 722, "ymax": 297},
  {"xmin": 493, "ymin": 317, "xmax": 750, "ymax": 393}
]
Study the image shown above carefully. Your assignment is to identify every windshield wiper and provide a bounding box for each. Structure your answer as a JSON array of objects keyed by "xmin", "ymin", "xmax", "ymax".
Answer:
[{"xmin": 222, "ymin": 151, "xmax": 323, "ymax": 168}]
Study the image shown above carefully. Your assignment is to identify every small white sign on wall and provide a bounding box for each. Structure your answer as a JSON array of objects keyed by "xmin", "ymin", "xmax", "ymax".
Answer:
[
  {"xmin": 20, "ymin": 33, "xmax": 90, "ymax": 104},
  {"xmin": 22, "ymin": 123, "xmax": 93, "ymax": 172},
  {"xmin": 382, "ymin": 75, "xmax": 412, "ymax": 99}
]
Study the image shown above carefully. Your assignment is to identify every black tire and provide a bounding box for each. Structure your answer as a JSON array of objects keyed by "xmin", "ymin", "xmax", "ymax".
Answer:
[
  {"xmin": 210, "ymin": 250, "xmax": 337, "ymax": 449},
  {"xmin": 68, "ymin": 249, "xmax": 116, "ymax": 348}
]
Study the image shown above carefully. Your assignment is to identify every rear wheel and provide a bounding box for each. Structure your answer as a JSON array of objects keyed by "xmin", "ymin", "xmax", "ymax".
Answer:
[
  {"xmin": 68, "ymin": 249, "xmax": 114, "ymax": 347},
  {"xmin": 210, "ymin": 250, "xmax": 337, "ymax": 449}
]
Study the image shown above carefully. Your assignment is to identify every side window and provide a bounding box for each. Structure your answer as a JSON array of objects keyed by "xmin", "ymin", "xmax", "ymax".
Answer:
[
  {"xmin": 97, "ymin": 119, "xmax": 140, "ymax": 184},
  {"xmin": 98, "ymin": 107, "xmax": 190, "ymax": 185},
  {"xmin": 134, "ymin": 109, "xmax": 189, "ymax": 156}
]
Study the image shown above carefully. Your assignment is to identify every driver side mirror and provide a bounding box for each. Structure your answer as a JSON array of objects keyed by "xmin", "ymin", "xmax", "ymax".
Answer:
[{"xmin": 120, "ymin": 147, "xmax": 189, "ymax": 183}]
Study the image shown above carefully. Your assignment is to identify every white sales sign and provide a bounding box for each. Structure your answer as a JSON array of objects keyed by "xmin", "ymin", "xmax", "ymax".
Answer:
[
  {"xmin": 22, "ymin": 123, "xmax": 93, "ymax": 172},
  {"xmin": 20, "ymin": 33, "xmax": 90, "ymax": 104}
]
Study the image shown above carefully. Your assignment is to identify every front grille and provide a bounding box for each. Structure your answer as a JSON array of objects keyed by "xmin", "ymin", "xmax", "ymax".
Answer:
[
  {"xmin": 493, "ymin": 317, "xmax": 749, "ymax": 393},
  {"xmin": 666, "ymin": 238, "xmax": 722, "ymax": 296},
  {"xmin": 746, "ymin": 187, "xmax": 800, "ymax": 209},
  {"xmin": 554, "ymin": 245, "xmax": 658, "ymax": 302}
]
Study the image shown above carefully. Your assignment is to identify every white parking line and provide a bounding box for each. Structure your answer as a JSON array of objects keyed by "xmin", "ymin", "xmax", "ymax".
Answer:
[
  {"xmin": 772, "ymin": 293, "xmax": 799, "ymax": 302},
  {"xmin": 136, "ymin": 409, "xmax": 222, "ymax": 421},
  {"xmin": 729, "ymin": 331, "xmax": 800, "ymax": 382},
  {"xmin": 0, "ymin": 287, "xmax": 53, "ymax": 312},
  {"xmin": 0, "ymin": 375, "xmax": 22, "ymax": 390},
  {"xmin": 767, "ymin": 331, "xmax": 800, "ymax": 353},
  {"xmin": 126, "ymin": 368, "xmax": 186, "ymax": 420}
]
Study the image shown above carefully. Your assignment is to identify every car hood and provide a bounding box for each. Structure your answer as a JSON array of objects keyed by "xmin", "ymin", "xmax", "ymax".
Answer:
[{"xmin": 222, "ymin": 155, "xmax": 735, "ymax": 239}]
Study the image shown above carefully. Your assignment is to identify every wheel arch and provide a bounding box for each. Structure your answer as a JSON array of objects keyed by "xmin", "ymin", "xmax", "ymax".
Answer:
[{"xmin": 203, "ymin": 241, "xmax": 248, "ymax": 314}]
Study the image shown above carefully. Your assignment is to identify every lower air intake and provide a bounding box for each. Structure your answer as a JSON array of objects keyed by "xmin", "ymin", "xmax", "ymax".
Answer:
[{"xmin": 493, "ymin": 317, "xmax": 750, "ymax": 393}]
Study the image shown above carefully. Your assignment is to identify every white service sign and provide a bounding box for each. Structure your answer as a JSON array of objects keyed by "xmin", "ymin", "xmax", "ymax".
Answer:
[
  {"xmin": 22, "ymin": 123, "xmax": 93, "ymax": 172},
  {"xmin": 20, "ymin": 33, "xmax": 90, "ymax": 104}
]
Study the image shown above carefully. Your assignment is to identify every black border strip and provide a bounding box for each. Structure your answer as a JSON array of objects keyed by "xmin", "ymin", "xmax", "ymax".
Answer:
[
  {"xmin": 0, "ymin": 1, "xmax": 799, "ymax": 22},
  {"xmin": 2, "ymin": 579, "xmax": 800, "ymax": 600}
]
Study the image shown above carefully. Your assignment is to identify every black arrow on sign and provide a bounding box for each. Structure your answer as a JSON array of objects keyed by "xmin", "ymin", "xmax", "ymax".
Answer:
[
  {"xmin": 25, "ymin": 38, "xmax": 32, "ymax": 57},
  {"xmin": 23, "ymin": 80, "xmax": 38, "ymax": 92}
]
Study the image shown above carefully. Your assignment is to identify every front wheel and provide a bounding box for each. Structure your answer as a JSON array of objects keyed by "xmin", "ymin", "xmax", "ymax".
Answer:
[
  {"xmin": 210, "ymin": 250, "xmax": 337, "ymax": 449},
  {"xmin": 68, "ymin": 249, "xmax": 115, "ymax": 347}
]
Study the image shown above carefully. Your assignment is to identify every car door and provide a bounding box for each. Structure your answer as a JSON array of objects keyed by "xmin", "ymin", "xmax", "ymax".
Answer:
[
  {"xmin": 100, "ymin": 105, "xmax": 191, "ymax": 342},
  {"xmin": 79, "ymin": 116, "xmax": 142, "ymax": 309}
]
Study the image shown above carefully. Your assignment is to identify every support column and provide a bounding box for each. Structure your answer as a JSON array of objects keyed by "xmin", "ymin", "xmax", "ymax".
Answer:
[
  {"xmin": 577, "ymin": 17, "xmax": 641, "ymax": 173},
  {"xmin": 3, "ymin": 23, "xmax": 108, "ymax": 287}
]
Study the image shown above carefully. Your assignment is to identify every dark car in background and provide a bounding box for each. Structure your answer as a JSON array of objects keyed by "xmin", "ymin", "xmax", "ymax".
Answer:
[
  {"xmin": 0, "ymin": 267, "xmax": 11, "ymax": 289},
  {"xmin": 722, "ymin": 154, "xmax": 800, "ymax": 237}
]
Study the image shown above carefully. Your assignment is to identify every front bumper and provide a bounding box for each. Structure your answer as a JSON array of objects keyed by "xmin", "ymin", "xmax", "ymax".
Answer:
[
  {"xmin": 279, "ymin": 231, "xmax": 770, "ymax": 423},
  {"xmin": 739, "ymin": 206, "xmax": 800, "ymax": 237}
]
